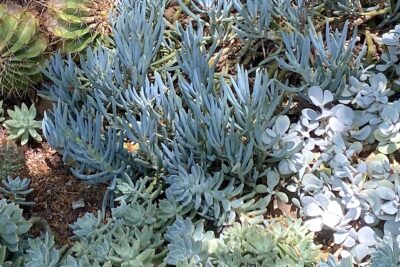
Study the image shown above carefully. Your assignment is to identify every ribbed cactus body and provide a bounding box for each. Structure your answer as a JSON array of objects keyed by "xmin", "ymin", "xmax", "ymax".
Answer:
[
  {"xmin": 0, "ymin": 4, "xmax": 48, "ymax": 97},
  {"xmin": 45, "ymin": 0, "xmax": 112, "ymax": 53}
]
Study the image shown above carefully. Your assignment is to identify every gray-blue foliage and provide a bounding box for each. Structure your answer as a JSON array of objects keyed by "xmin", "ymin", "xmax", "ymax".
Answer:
[
  {"xmin": 37, "ymin": 0, "xmax": 400, "ymax": 266},
  {"xmin": 42, "ymin": 0, "xmax": 294, "ymax": 227}
]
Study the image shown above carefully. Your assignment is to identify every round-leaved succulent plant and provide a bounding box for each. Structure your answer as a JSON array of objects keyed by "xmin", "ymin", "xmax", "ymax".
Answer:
[{"xmin": 377, "ymin": 24, "xmax": 400, "ymax": 85}]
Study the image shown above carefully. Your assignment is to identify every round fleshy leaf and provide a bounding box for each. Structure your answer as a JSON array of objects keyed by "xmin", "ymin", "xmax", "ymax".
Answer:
[
  {"xmin": 308, "ymin": 86, "xmax": 324, "ymax": 106},
  {"xmin": 351, "ymin": 126, "xmax": 372, "ymax": 141},
  {"xmin": 267, "ymin": 169, "xmax": 279, "ymax": 189},
  {"xmin": 334, "ymin": 231, "xmax": 350, "ymax": 244},
  {"xmin": 301, "ymin": 173, "xmax": 322, "ymax": 192},
  {"xmin": 384, "ymin": 220, "xmax": 400, "ymax": 236},
  {"xmin": 334, "ymin": 153, "xmax": 348, "ymax": 163},
  {"xmin": 340, "ymin": 250, "xmax": 352, "ymax": 260},
  {"xmin": 322, "ymin": 90, "xmax": 334, "ymax": 105},
  {"xmin": 362, "ymin": 189, "xmax": 382, "ymax": 213},
  {"xmin": 358, "ymin": 226, "xmax": 377, "ymax": 246},
  {"xmin": 278, "ymin": 159, "xmax": 293, "ymax": 175},
  {"xmin": 314, "ymin": 194, "xmax": 331, "ymax": 209},
  {"xmin": 334, "ymin": 105, "xmax": 354, "ymax": 126},
  {"xmin": 323, "ymin": 212, "xmax": 342, "ymax": 228},
  {"xmin": 377, "ymin": 143, "xmax": 400, "ymax": 154},
  {"xmin": 376, "ymin": 64, "xmax": 390, "ymax": 72},
  {"xmin": 261, "ymin": 132, "xmax": 272, "ymax": 145},
  {"xmin": 382, "ymin": 104, "xmax": 400, "ymax": 122},
  {"xmin": 343, "ymin": 207, "xmax": 361, "ymax": 222},
  {"xmin": 300, "ymin": 196, "xmax": 318, "ymax": 206},
  {"xmin": 275, "ymin": 192, "xmax": 288, "ymax": 203},
  {"xmin": 304, "ymin": 217, "xmax": 323, "ymax": 232},
  {"xmin": 266, "ymin": 128, "xmax": 276, "ymax": 137},
  {"xmin": 343, "ymin": 236, "xmax": 356, "ymax": 248},
  {"xmin": 322, "ymin": 201, "xmax": 343, "ymax": 227},
  {"xmin": 381, "ymin": 201, "xmax": 399, "ymax": 215},
  {"xmin": 376, "ymin": 122, "xmax": 394, "ymax": 138},
  {"xmin": 230, "ymin": 199, "xmax": 243, "ymax": 209},
  {"xmin": 255, "ymin": 184, "xmax": 269, "ymax": 194},
  {"xmin": 364, "ymin": 212, "xmax": 378, "ymax": 225},
  {"xmin": 304, "ymin": 202, "xmax": 323, "ymax": 217},
  {"xmin": 329, "ymin": 117, "xmax": 346, "ymax": 132},
  {"xmin": 376, "ymin": 187, "xmax": 396, "ymax": 200},
  {"xmin": 327, "ymin": 201, "xmax": 343, "ymax": 216},
  {"xmin": 302, "ymin": 108, "xmax": 319, "ymax": 120},
  {"xmin": 286, "ymin": 184, "xmax": 297, "ymax": 192},
  {"xmin": 274, "ymin": 115, "xmax": 290, "ymax": 135},
  {"xmin": 292, "ymin": 197, "xmax": 301, "ymax": 208},
  {"xmin": 354, "ymin": 244, "xmax": 370, "ymax": 263},
  {"xmin": 382, "ymin": 32, "xmax": 399, "ymax": 45}
]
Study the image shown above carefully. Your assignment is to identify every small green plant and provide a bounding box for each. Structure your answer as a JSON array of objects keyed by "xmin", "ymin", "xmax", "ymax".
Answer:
[
  {"xmin": 0, "ymin": 176, "xmax": 34, "ymax": 206},
  {"xmin": 3, "ymin": 103, "xmax": 42, "ymax": 146}
]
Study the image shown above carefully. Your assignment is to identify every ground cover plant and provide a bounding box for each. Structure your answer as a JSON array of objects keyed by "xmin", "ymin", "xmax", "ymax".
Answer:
[{"xmin": 1, "ymin": 0, "xmax": 400, "ymax": 266}]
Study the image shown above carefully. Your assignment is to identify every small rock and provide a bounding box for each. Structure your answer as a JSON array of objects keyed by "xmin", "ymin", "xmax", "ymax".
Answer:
[{"xmin": 72, "ymin": 199, "xmax": 85, "ymax": 210}]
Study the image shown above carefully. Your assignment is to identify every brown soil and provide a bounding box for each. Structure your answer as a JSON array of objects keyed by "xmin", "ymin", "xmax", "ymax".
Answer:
[{"xmin": 19, "ymin": 142, "xmax": 106, "ymax": 245}]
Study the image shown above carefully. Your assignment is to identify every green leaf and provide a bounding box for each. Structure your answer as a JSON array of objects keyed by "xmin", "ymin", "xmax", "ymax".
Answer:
[
  {"xmin": 255, "ymin": 184, "xmax": 269, "ymax": 194},
  {"xmin": 4, "ymin": 120, "xmax": 21, "ymax": 128},
  {"xmin": 275, "ymin": 192, "xmax": 289, "ymax": 203},
  {"xmin": 20, "ymin": 131, "xmax": 29, "ymax": 146}
]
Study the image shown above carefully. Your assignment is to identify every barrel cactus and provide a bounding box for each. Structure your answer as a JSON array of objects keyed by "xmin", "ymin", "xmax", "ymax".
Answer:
[
  {"xmin": 0, "ymin": 3, "xmax": 48, "ymax": 97},
  {"xmin": 44, "ymin": 0, "xmax": 113, "ymax": 53}
]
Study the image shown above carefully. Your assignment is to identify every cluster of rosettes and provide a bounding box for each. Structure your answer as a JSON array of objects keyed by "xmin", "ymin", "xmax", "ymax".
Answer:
[
  {"xmin": 37, "ymin": 0, "xmax": 400, "ymax": 266},
  {"xmin": 292, "ymin": 70, "xmax": 400, "ymax": 264}
]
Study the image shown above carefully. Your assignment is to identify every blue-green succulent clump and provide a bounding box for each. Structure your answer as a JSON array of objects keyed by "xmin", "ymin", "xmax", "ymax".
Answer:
[{"xmin": 35, "ymin": 0, "xmax": 400, "ymax": 266}]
